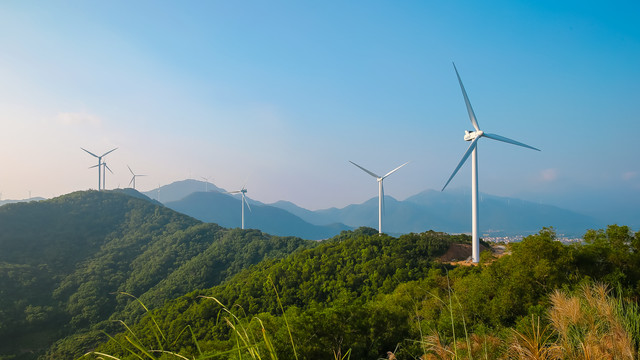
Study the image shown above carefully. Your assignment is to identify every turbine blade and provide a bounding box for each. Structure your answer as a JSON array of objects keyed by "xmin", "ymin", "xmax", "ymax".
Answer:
[
  {"xmin": 244, "ymin": 195, "xmax": 252, "ymax": 212},
  {"xmin": 227, "ymin": 190, "xmax": 241, "ymax": 194},
  {"xmin": 128, "ymin": 177, "xmax": 135, "ymax": 187},
  {"xmin": 453, "ymin": 62, "xmax": 480, "ymax": 131},
  {"xmin": 483, "ymin": 133, "xmax": 540, "ymax": 151},
  {"xmin": 89, "ymin": 164, "xmax": 100, "ymax": 169},
  {"xmin": 104, "ymin": 163, "xmax": 113, "ymax": 174},
  {"xmin": 127, "ymin": 165, "xmax": 134, "ymax": 175},
  {"xmin": 101, "ymin": 147, "xmax": 118, "ymax": 157},
  {"xmin": 349, "ymin": 161, "xmax": 380, "ymax": 179},
  {"xmin": 442, "ymin": 137, "xmax": 479, "ymax": 191},
  {"xmin": 81, "ymin": 147, "xmax": 99, "ymax": 158},
  {"xmin": 382, "ymin": 161, "xmax": 410, "ymax": 179}
]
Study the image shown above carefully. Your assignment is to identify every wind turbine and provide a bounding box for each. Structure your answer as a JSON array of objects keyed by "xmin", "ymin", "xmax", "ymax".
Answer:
[
  {"xmin": 442, "ymin": 63, "xmax": 540, "ymax": 263},
  {"xmin": 91, "ymin": 162, "xmax": 113, "ymax": 190},
  {"xmin": 227, "ymin": 185, "xmax": 251, "ymax": 230},
  {"xmin": 81, "ymin": 147, "xmax": 117, "ymax": 191},
  {"xmin": 349, "ymin": 161, "xmax": 409, "ymax": 234},
  {"xmin": 128, "ymin": 165, "xmax": 146, "ymax": 190},
  {"xmin": 201, "ymin": 176, "xmax": 212, "ymax": 192}
]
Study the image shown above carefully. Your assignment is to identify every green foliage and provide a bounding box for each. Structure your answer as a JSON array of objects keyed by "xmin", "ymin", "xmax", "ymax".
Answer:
[
  {"xmin": 89, "ymin": 229, "xmax": 467, "ymax": 359},
  {"xmin": 3, "ymin": 189, "xmax": 639, "ymax": 360},
  {"xmin": 90, "ymin": 226, "xmax": 640, "ymax": 360},
  {"xmin": 0, "ymin": 190, "xmax": 310, "ymax": 359},
  {"xmin": 577, "ymin": 224, "xmax": 640, "ymax": 293}
]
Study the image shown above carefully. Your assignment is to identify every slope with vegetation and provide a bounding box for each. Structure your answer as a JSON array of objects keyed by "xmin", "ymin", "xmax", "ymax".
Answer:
[
  {"xmin": 89, "ymin": 225, "xmax": 640, "ymax": 359},
  {"xmin": 0, "ymin": 190, "xmax": 312, "ymax": 360}
]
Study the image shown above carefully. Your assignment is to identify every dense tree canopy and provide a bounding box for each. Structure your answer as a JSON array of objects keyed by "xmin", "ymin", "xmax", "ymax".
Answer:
[
  {"xmin": 0, "ymin": 191, "xmax": 311, "ymax": 360},
  {"xmin": 93, "ymin": 226, "xmax": 640, "ymax": 360},
  {"xmin": 1, "ymin": 190, "xmax": 638, "ymax": 359}
]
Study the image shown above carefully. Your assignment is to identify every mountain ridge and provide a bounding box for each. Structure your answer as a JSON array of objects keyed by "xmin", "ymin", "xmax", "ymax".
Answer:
[
  {"xmin": 164, "ymin": 191, "xmax": 351, "ymax": 240},
  {"xmin": 144, "ymin": 180, "xmax": 602, "ymax": 238}
]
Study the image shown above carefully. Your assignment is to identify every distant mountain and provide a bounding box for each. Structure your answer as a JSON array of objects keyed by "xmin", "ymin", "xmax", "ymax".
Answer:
[
  {"xmin": 143, "ymin": 179, "xmax": 227, "ymax": 203},
  {"xmin": 113, "ymin": 187, "xmax": 163, "ymax": 206},
  {"xmin": 165, "ymin": 191, "xmax": 351, "ymax": 240},
  {"xmin": 403, "ymin": 189, "xmax": 602, "ymax": 236},
  {"xmin": 515, "ymin": 186, "xmax": 640, "ymax": 229},
  {"xmin": 270, "ymin": 189, "xmax": 602, "ymax": 237},
  {"xmin": 146, "ymin": 179, "xmax": 601, "ymax": 238},
  {"xmin": 0, "ymin": 197, "xmax": 46, "ymax": 206}
]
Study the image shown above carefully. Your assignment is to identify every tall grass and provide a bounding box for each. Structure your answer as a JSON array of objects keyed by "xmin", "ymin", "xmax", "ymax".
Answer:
[
  {"xmin": 417, "ymin": 278, "xmax": 500, "ymax": 360},
  {"xmin": 546, "ymin": 283, "xmax": 637, "ymax": 359},
  {"xmin": 416, "ymin": 283, "xmax": 639, "ymax": 360},
  {"xmin": 508, "ymin": 315, "xmax": 560, "ymax": 360},
  {"xmin": 78, "ymin": 283, "xmax": 638, "ymax": 360},
  {"xmin": 79, "ymin": 291, "xmax": 289, "ymax": 360}
]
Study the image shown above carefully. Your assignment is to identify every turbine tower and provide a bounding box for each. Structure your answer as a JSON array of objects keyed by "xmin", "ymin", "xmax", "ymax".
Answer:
[
  {"xmin": 91, "ymin": 162, "xmax": 113, "ymax": 190},
  {"xmin": 442, "ymin": 63, "xmax": 540, "ymax": 263},
  {"xmin": 349, "ymin": 161, "xmax": 409, "ymax": 234},
  {"xmin": 228, "ymin": 185, "xmax": 251, "ymax": 230},
  {"xmin": 201, "ymin": 176, "xmax": 211, "ymax": 192},
  {"xmin": 81, "ymin": 147, "xmax": 117, "ymax": 191},
  {"xmin": 128, "ymin": 165, "xmax": 146, "ymax": 190}
]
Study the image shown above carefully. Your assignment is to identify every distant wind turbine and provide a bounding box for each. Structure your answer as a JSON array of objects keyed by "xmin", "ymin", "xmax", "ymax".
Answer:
[
  {"xmin": 91, "ymin": 162, "xmax": 113, "ymax": 190},
  {"xmin": 201, "ymin": 176, "xmax": 212, "ymax": 192},
  {"xmin": 127, "ymin": 165, "xmax": 146, "ymax": 190},
  {"xmin": 441, "ymin": 63, "xmax": 540, "ymax": 263},
  {"xmin": 227, "ymin": 185, "xmax": 251, "ymax": 230},
  {"xmin": 349, "ymin": 161, "xmax": 409, "ymax": 234},
  {"xmin": 81, "ymin": 147, "xmax": 117, "ymax": 191}
]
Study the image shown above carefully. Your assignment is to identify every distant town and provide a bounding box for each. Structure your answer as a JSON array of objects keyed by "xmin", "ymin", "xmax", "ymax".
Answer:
[{"xmin": 483, "ymin": 234, "xmax": 583, "ymax": 244}]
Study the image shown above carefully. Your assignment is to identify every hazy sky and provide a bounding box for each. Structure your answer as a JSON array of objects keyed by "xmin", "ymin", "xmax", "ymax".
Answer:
[{"xmin": 1, "ymin": 1, "xmax": 638, "ymax": 213}]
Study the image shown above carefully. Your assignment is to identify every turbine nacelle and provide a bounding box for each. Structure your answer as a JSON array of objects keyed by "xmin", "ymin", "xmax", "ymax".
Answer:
[
  {"xmin": 464, "ymin": 130, "xmax": 483, "ymax": 141},
  {"xmin": 227, "ymin": 185, "xmax": 251, "ymax": 229}
]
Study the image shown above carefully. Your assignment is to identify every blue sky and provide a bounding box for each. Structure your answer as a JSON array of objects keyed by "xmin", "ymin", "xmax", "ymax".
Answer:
[{"xmin": 0, "ymin": 1, "xmax": 638, "ymax": 218}]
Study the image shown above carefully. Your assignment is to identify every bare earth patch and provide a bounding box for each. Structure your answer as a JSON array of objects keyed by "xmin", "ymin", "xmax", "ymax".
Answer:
[{"xmin": 440, "ymin": 243, "xmax": 510, "ymax": 266}]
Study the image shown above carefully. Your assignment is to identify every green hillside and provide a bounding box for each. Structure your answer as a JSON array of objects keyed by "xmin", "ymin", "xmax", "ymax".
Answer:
[
  {"xmin": 90, "ymin": 226, "xmax": 640, "ymax": 359},
  {"xmin": 1, "ymin": 189, "xmax": 638, "ymax": 359},
  {"xmin": 0, "ymin": 191, "xmax": 312, "ymax": 360}
]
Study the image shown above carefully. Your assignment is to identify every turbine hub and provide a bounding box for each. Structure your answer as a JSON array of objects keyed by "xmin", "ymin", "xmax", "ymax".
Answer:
[{"xmin": 464, "ymin": 130, "xmax": 483, "ymax": 141}]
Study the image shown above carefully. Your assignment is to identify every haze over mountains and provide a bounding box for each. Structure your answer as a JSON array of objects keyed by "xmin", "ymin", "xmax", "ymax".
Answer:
[
  {"xmin": 0, "ymin": 197, "xmax": 46, "ymax": 206},
  {"xmin": 144, "ymin": 179, "xmax": 602, "ymax": 238},
  {"xmin": 164, "ymin": 190, "xmax": 351, "ymax": 240}
]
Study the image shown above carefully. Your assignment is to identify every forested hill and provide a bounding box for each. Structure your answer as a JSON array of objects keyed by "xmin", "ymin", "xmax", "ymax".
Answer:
[
  {"xmin": 91, "ymin": 226, "xmax": 640, "ymax": 360},
  {"xmin": 0, "ymin": 190, "xmax": 313, "ymax": 360}
]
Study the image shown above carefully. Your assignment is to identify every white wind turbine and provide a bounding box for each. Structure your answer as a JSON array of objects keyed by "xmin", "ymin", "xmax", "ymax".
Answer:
[
  {"xmin": 201, "ymin": 176, "xmax": 212, "ymax": 192},
  {"xmin": 349, "ymin": 161, "xmax": 409, "ymax": 234},
  {"xmin": 128, "ymin": 165, "xmax": 146, "ymax": 190},
  {"xmin": 442, "ymin": 63, "xmax": 540, "ymax": 263},
  {"xmin": 81, "ymin": 147, "xmax": 117, "ymax": 191},
  {"xmin": 227, "ymin": 185, "xmax": 251, "ymax": 230},
  {"xmin": 91, "ymin": 162, "xmax": 113, "ymax": 190}
]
